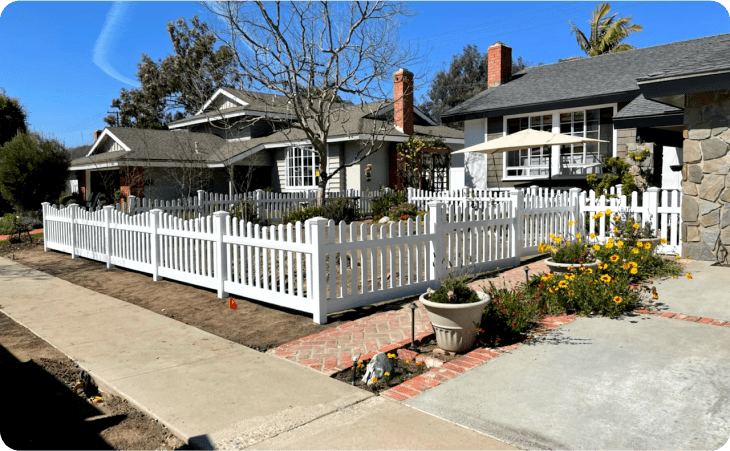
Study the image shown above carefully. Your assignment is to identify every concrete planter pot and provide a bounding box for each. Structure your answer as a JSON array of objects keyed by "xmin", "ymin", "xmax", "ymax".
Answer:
[
  {"xmin": 545, "ymin": 258, "xmax": 600, "ymax": 274},
  {"xmin": 419, "ymin": 291, "xmax": 490, "ymax": 354}
]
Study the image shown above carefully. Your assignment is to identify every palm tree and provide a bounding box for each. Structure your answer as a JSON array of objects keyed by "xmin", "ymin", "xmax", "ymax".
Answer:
[{"xmin": 570, "ymin": 3, "xmax": 643, "ymax": 56}]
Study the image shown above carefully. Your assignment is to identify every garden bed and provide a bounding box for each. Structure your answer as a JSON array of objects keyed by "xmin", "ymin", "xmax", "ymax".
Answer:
[{"xmin": 331, "ymin": 355, "xmax": 429, "ymax": 394}]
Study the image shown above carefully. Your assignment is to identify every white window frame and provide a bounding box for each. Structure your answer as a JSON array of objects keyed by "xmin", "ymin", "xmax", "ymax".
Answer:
[
  {"xmin": 502, "ymin": 103, "xmax": 617, "ymax": 181},
  {"xmin": 285, "ymin": 145, "xmax": 320, "ymax": 190}
]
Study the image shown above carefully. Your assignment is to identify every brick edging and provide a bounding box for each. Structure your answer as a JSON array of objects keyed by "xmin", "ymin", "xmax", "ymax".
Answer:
[
  {"xmin": 635, "ymin": 309, "xmax": 730, "ymax": 328},
  {"xmin": 380, "ymin": 314, "xmax": 578, "ymax": 402}
]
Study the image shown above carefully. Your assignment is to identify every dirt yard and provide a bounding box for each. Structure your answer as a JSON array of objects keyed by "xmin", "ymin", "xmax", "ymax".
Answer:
[
  {"xmin": 0, "ymin": 240, "xmax": 418, "ymax": 350},
  {"xmin": 0, "ymin": 311, "xmax": 188, "ymax": 450}
]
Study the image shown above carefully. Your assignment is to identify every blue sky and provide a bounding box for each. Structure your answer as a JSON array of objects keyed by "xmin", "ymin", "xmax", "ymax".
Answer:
[{"xmin": 0, "ymin": 1, "xmax": 728, "ymax": 149}]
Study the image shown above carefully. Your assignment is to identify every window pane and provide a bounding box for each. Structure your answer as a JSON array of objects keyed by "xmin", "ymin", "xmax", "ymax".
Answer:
[
  {"xmin": 574, "ymin": 120, "xmax": 583, "ymax": 134},
  {"xmin": 573, "ymin": 111, "xmax": 584, "ymax": 123},
  {"xmin": 560, "ymin": 121, "xmax": 571, "ymax": 134},
  {"xmin": 507, "ymin": 118, "xmax": 521, "ymax": 134}
]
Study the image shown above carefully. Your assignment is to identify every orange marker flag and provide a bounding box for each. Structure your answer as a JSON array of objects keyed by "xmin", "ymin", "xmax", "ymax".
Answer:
[{"xmin": 228, "ymin": 297, "xmax": 238, "ymax": 310}]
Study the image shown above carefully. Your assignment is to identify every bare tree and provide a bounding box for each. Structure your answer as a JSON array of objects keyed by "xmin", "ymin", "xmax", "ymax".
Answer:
[{"xmin": 203, "ymin": 1, "xmax": 423, "ymax": 204}]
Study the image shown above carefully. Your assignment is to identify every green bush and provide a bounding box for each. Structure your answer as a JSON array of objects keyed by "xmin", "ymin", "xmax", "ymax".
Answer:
[
  {"xmin": 322, "ymin": 198, "xmax": 361, "ymax": 223},
  {"xmin": 371, "ymin": 190, "xmax": 407, "ymax": 218},
  {"xmin": 282, "ymin": 206, "xmax": 325, "ymax": 225},
  {"xmin": 387, "ymin": 202, "xmax": 425, "ymax": 222},
  {"xmin": 481, "ymin": 280, "xmax": 545, "ymax": 340},
  {"xmin": 58, "ymin": 194, "xmax": 75, "ymax": 206},
  {"xmin": 0, "ymin": 213, "xmax": 40, "ymax": 238}
]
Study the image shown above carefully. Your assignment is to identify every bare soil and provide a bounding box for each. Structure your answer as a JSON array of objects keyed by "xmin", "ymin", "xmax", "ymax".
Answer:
[
  {"xmin": 331, "ymin": 357, "xmax": 430, "ymax": 394},
  {"xmin": 0, "ymin": 311, "xmax": 188, "ymax": 450},
  {"xmin": 0, "ymin": 239, "xmax": 417, "ymax": 350}
]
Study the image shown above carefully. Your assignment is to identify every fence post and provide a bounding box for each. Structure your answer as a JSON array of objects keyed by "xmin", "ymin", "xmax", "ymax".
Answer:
[
  {"xmin": 647, "ymin": 187, "xmax": 659, "ymax": 233},
  {"xmin": 569, "ymin": 188, "xmax": 582, "ymax": 238},
  {"xmin": 103, "ymin": 206, "xmax": 115, "ymax": 269},
  {"xmin": 150, "ymin": 209, "xmax": 163, "ymax": 281},
  {"xmin": 128, "ymin": 195, "xmax": 136, "ymax": 214},
  {"xmin": 41, "ymin": 202, "xmax": 50, "ymax": 252},
  {"xmin": 407, "ymin": 187, "xmax": 414, "ymax": 205},
  {"xmin": 68, "ymin": 204, "xmax": 78, "ymax": 259},
  {"xmin": 213, "ymin": 211, "xmax": 229, "ymax": 298},
  {"xmin": 427, "ymin": 201, "xmax": 445, "ymax": 286},
  {"xmin": 197, "ymin": 190, "xmax": 205, "ymax": 218},
  {"xmin": 307, "ymin": 217, "xmax": 329, "ymax": 325},
  {"xmin": 509, "ymin": 189, "xmax": 524, "ymax": 264}
]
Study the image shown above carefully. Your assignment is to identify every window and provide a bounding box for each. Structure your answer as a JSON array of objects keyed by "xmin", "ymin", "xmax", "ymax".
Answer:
[
  {"xmin": 505, "ymin": 115, "xmax": 552, "ymax": 177},
  {"xmin": 504, "ymin": 107, "xmax": 613, "ymax": 178},
  {"xmin": 285, "ymin": 146, "xmax": 320, "ymax": 189}
]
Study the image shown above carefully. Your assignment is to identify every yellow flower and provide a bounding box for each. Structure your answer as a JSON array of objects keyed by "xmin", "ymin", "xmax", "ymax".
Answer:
[
  {"xmin": 578, "ymin": 239, "xmax": 582, "ymax": 243},
  {"xmin": 630, "ymin": 267, "xmax": 638, "ymax": 274},
  {"xmin": 601, "ymin": 275, "xmax": 612, "ymax": 283},
  {"xmin": 555, "ymin": 236, "xmax": 562, "ymax": 244},
  {"xmin": 541, "ymin": 275, "xmax": 550, "ymax": 281},
  {"xmin": 566, "ymin": 273, "xmax": 576, "ymax": 280},
  {"xmin": 549, "ymin": 287, "xmax": 556, "ymax": 293},
  {"xmin": 372, "ymin": 377, "xmax": 378, "ymax": 383},
  {"xmin": 605, "ymin": 242, "xmax": 614, "ymax": 249},
  {"xmin": 576, "ymin": 233, "xmax": 582, "ymax": 239},
  {"xmin": 596, "ymin": 212, "xmax": 604, "ymax": 218},
  {"xmin": 613, "ymin": 215, "xmax": 619, "ymax": 222},
  {"xmin": 622, "ymin": 263, "xmax": 630, "ymax": 270},
  {"xmin": 613, "ymin": 296, "xmax": 622, "ymax": 304},
  {"xmin": 585, "ymin": 268, "xmax": 593, "ymax": 274},
  {"xmin": 632, "ymin": 248, "xmax": 640, "ymax": 254},
  {"xmin": 384, "ymin": 371, "xmax": 390, "ymax": 377},
  {"xmin": 630, "ymin": 262, "xmax": 637, "ymax": 268},
  {"xmin": 598, "ymin": 263, "xmax": 607, "ymax": 270},
  {"xmin": 593, "ymin": 245, "xmax": 601, "ymax": 251},
  {"xmin": 590, "ymin": 233, "xmax": 596, "ymax": 240},
  {"xmin": 633, "ymin": 223, "xmax": 640, "ymax": 230},
  {"xmin": 610, "ymin": 255, "xmax": 619, "ymax": 262},
  {"xmin": 612, "ymin": 227, "xmax": 618, "ymax": 232},
  {"xmin": 558, "ymin": 280, "xmax": 568, "ymax": 288},
  {"xmin": 661, "ymin": 238, "xmax": 667, "ymax": 245},
  {"xmin": 605, "ymin": 209, "xmax": 612, "ymax": 215},
  {"xmin": 549, "ymin": 233, "xmax": 555, "ymax": 239},
  {"xmin": 675, "ymin": 254, "xmax": 681, "ymax": 259},
  {"xmin": 617, "ymin": 241, "xmax": 624, "ymax": 248},
  {"xmin": 687, "ymin": 273, "xmax": 693, "ymax": 279},
  {"xmin": 568, "ymin": 290, "xmax": 575, "ymax": 296}
]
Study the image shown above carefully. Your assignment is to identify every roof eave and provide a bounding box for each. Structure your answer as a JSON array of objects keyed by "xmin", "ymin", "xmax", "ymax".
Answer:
[{"xmin": 638, "ymin": 70, "xmax": 730, "ymax": 99}]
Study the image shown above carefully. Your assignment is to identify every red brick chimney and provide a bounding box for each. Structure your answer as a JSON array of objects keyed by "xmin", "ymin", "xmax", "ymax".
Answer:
[
  {"xmin": 488, "ymin": 42, "xmax": 512, "ymax": 88},
  {"xmin": 393, "ymin": 68, "xmax": 414, "ymax": 136},
  {"xmin": 94, "ymin": 129, "xmax": 103, "ymax": 142}
]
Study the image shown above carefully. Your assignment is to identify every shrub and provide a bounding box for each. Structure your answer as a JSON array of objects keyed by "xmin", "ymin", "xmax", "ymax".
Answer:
[
  {"xmin": 481, "ymin": 281, "xmax": 544, "ymax": 336},
  {"xmin": 282, "ymin": 206, "xmax": 325, "ymax": 225},
  {"xmin": 426, "ymin": 273, "xmax": 479, "ymax": 304},
  {"xmin": 371, "ymin": 190, "xmax": 407, "ymax": 218},
  {"xmin": 539, "ymin": 224, "xmax": 595, "ymax": 264},
  {"xmin": 230, "ymin": 200, "xmax": 269, "ymax": 227},
  {"xmin": 58, "ymin": 194, "xmax": 75, "ymax": 206},
  {"xmin": 534, "ymin": 269, "xmax": 636, "ymax": 317},
  {"xmin": 593, "ymin": 237, "xmax": 682, "ymax": 282},
  {"xmin": 0, "ymin": 213, "xmax": 40, "ymax": 240},
  {"xmin": 322, "ymin": 198, "xmax": 360, "ymax": 223},
  {"xmin": 387, "ymin": 202, "xmax": 425, "ymax": 222}
]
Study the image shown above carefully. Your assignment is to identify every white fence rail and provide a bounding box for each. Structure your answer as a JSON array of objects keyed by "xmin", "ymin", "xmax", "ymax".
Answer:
[{"xmin": 42, "ymin": 185, "xmax": 682, "ymax": 324}]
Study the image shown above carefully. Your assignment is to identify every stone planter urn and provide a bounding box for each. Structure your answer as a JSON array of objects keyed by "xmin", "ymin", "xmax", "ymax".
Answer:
[
  {"xmin": 545, "ymin": 258, "xmax": 600, "ymax": 274},
  {"xmin": 636, "ymin": 238, "xmax": 662, "ymax": 253},
  {"xmin": 419, "ymin": 291, "xmax": 490, "ymax": 353}
]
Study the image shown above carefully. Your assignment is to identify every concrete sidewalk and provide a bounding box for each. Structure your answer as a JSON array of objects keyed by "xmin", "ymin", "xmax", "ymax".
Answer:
[{"xmin": 0, "ymin": 257, "xmax": 514, "ymax": 450}]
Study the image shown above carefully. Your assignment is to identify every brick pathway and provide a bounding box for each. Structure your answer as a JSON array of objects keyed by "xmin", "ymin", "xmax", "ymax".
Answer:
[{"xmin": 269, "ymin": 257, "xmax": 553, "ymax": 376}]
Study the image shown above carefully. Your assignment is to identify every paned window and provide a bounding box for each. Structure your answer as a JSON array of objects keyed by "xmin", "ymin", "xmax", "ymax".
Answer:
[
  {"xmin": 505, "ymin": 115, "xmax": 552, "ymax": 177},
  {"xmin": 286, "ymin": 146, "xmax": 320, "ymax": 189}
]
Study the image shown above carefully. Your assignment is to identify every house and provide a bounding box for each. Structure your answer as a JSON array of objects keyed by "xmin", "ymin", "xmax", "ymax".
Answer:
[
  {"xmin": 69, "ymin": 69, "xmax": 463, "ymax": 202},
  {"xmin": 443, "ymin": 34, "xmax": 730, "ymax": 261}
]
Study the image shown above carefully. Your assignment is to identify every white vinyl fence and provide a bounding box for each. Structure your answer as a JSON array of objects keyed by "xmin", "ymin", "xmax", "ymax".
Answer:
[
  {"xmin": 42, "ymin": 186, "xmax": 682, "ymax": 324},
  {"xmin": 117, "ymin": 189, "xmax": 385, "ymax": 221}
]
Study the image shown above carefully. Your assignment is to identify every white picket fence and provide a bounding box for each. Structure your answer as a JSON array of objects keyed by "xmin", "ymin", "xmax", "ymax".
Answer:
[
  {"xmin": 41, "ymin": 185, "xmax": 682, "ymax": 324},
  {"xmin": 116, "ymin": 189, "xmax": 385, "ymax": 221}
]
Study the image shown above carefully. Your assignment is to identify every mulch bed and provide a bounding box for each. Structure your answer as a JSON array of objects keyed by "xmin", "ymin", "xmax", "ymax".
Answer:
[{"xmin": 331, "ymin": 356, "xmax": 430, "ymax": 394}]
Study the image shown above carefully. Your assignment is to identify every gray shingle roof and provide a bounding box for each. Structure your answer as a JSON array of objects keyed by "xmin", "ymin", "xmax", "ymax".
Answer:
[
  {"xmin": 444, "ymin": 33, "xmax": 730, "ymax": 122},
  {"xmin": 613, "ymin": 94, "xmax": 683, "ymax": 120},
  {"xmin": 637, "ymin": 34, "xmax": 730, "ymax": 82}
]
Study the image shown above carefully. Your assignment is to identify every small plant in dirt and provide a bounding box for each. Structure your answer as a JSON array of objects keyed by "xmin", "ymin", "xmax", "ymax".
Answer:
[
  {"xmin": 334, "ymin": 356, "xmax": 427, "ymax": 394},
  {"xmin": 0, "ymin": 213, "xmax": 39, "ymax": 242},
  {"xmin": 282, "ymin": 205, "xmax": 324, "ymax": 225},
  {"xmin": 371, "ymin": 190, "xmax": 407, "ymax": 220},
  {"xmin": 385, "ymin": 202, "xmax": 425, "ymax": 222},
  {"xmin": 427, "ymin": 273, "xmax": 479, "ymax": 304}
]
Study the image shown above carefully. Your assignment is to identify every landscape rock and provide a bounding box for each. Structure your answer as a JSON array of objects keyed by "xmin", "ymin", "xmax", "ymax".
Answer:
[
  {"xmin": 362, "ymin": 352, "xmax": 393, "ymax": 386},
  {"xmin": 378, "ymin": 216, "xmax": 390, "ymax": 224},
  {"xmin": 701, "ymin": 138, "xmax": 729, "ymax": 161}
]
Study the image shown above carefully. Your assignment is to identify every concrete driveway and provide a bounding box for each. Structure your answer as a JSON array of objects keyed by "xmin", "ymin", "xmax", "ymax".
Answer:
[{"xmin": 405, "ymin": 261, "xmax": 730, "ymax": 450}]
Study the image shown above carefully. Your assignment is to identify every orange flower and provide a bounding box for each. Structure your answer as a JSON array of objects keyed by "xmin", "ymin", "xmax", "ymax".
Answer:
[
  {"xmin": 686, "ymin": 273, "xmax": 693, "ymax": 280},
  {"xmin": 610, "ymin": 255, "xmax": 619, "ymax": 262},
  {"xmin": 613, "ymin": 296, "xmax": 622, "ymax": 304}
]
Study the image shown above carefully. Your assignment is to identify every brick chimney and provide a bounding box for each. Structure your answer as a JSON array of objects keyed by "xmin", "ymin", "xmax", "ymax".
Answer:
[
  {"xmin": 94, "ymin": 129, "xmax": 103, "ymax": 142},
  {"xmin": 393, "ymin": 68, "xmax": 414, "ymax": 136},
  {"xmin": 488, "ymin": 42, "xmax": 512, "ymax": 88}
]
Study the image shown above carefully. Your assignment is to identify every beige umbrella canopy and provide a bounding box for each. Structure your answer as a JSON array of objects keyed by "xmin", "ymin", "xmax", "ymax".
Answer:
[{"xmin": 452, "ymin": 128, "xmax": 608, "ymax": 155}]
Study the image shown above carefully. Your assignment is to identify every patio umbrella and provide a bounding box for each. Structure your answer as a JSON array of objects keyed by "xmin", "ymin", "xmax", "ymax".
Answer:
[{"xmin": 452, "ymin": 128, "xmax": 609, "ymax": 180}]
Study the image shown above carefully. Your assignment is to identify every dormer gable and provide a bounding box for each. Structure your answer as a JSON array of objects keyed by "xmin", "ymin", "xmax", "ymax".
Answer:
[
  {"xmin": 197, "ymin": 88, "xmax": 250, "ymax": 115},
  {"xmin": 86, "ymin": 129, "xmax": 130, "ymax": 157}
]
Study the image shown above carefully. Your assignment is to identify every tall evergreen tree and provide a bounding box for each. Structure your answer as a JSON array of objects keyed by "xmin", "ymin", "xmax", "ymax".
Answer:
[
  {"xmin": 105, "ymin": 16, "xmax": 237, "ymax": 129},
  {"xmin": 0, "ymin": 88, "xmax": 28, "ymax": 145},
  {"xmin": 570, "ymin": 3, "xmax": 643, "ymax": 56}
]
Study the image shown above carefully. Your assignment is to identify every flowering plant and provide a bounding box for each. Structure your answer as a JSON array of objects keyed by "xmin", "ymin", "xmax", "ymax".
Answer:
[
  {"xmin": 538, "ymin": 222, "xmax": 596, "ymax": 264},
  {"xmin": 607, "ymin": 209, "xmax": 655, "ymax": 241},
  {"xmin": 426, "ymin": 273, "xmax": 480, "ymax": 304}
]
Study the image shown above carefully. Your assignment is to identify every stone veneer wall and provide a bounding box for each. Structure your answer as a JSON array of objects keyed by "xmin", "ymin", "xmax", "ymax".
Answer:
[
  {"xmin": 682, "ymin": 90, "xmax": 730, "ymax": 262},
  {"xmin": 616, "ymin": 128, "xmax": 637, "ymax": 159}
]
